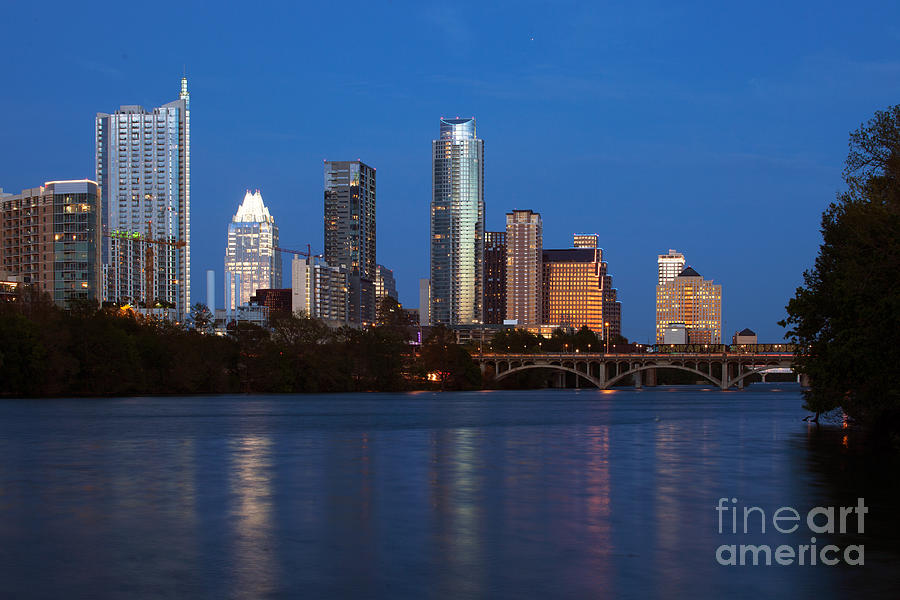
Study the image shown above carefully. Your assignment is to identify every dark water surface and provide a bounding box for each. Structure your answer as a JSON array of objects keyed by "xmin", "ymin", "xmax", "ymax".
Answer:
[{"xmin": 1, "ymin": 386, "xmax": 898, "ymax": 599}]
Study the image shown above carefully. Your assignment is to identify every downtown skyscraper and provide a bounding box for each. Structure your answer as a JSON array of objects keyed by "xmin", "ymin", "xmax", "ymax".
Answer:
[
  {"xmin": 656, "ymin": 266, "xmax": 722, "ymax": 344},
  {"xmin": 431, "ymin": 117, "xmax": 484, "ymax": 325},
  {"xmin": 505, "ymin": 210, "xmax": 542, "ymax": 326},
  {"xmin": 324, "ymin": 160, "xmax": 376, "ymax": 325},
  {"xmin": 224, "ymin": 190, "xmax": 281, "ymax": 309},
  {"xmin": 96, "ymin": 77, "xmax": 190, "ymax": 316}
]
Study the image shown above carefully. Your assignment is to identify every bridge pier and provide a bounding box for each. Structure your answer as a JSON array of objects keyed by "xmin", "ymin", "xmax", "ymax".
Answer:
[
  {"xmin": 644, "ymin": 368, "xmax": 656, "ymax": 387},
  {"xmin": 633, "ymin": 370, "xmax": 642, "ymax": 389}
]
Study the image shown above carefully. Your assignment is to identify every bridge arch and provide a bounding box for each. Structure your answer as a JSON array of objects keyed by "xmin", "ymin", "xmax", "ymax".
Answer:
[
  {"xmin": 603, "ymin": 364, "xmax": 723, "ymax": 389},
  {"xmin": 493, "ymin": 364, "xmax": 603, "ymax": 388},
  {"xmin": 726, "ymin": 364, "xmax": 795, "ymax": 388}
]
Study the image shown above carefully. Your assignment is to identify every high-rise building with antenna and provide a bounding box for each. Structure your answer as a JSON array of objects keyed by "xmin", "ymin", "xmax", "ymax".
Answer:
[{"xmin": 96, "ymin": 77, "xmax": 191, "ymax": 317}]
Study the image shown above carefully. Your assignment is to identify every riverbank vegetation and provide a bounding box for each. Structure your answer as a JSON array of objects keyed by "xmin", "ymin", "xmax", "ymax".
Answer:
[
  {"xmin": 0, "ymin": 294, "xmax": 481, "ymax": 397},
  {"xmin": 781, "ymin": 105, "xmax": 900, "ymax": 441}
]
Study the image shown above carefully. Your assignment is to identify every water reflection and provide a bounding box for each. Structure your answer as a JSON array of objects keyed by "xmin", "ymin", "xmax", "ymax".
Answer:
[
  {"xmin": 228, "ymin": 434, "xmax": 276, "ymax": 598},
  {"xmin": 0, "ymin": 389, "xmax": 897, "ymax": 599}
]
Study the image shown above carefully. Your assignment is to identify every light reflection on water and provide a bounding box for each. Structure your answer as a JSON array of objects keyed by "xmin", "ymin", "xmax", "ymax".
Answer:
[{"xmin": 0, "ymin": 387, "xmax": 897, "ymax": 599}]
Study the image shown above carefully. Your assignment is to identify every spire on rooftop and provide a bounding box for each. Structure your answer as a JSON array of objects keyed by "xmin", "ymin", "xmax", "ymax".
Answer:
[{"xmin": 233, "ymin": 190, "xmax": 274, "ymax": 223}]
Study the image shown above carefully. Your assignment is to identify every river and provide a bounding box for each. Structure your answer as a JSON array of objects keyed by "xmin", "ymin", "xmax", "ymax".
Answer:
[{"xmin": 0, "ymin": 385, "xmax": 897, "ymax": 598}]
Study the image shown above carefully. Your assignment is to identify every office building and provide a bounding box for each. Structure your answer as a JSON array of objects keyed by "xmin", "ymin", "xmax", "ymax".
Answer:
[
  {"xmin": 0, "ymin": 180, "xmax": 101, "ymax": 307},
  {"xmin": 292, "ymin": 255, "xmax": 348, "ymax": 326},
  {"xmin": 661, "ymin": 322, "xmax": 688, "ymax": 344},
  {"xmin": 419, "ymin": 278, "xmax": 430, "ymax": 326},
  {"xmin": 324, "ymin": 160, "xmax": 376, "ymax": 325},
  {"xmin": 655, "ymin": 266, "xmax": 722, "ymax": 344},
  {"xmin": 252, "ymin": 288, "xmax": 292, "ymax": 317},
  {"xmin": 374, "ymin": 264, "xmax": 398, "ymax": 303},
  {"xmin": 542, "ymin": 234, "xmax": 621, "ymax": 339},
  {"xmin": 505, "ymin": 210, "xmax": 542, "ymax": 325},
  {"xmin": 430, "ymin": 117, "xmax": 484, "ymax": 325},
  {"xmin": 573, "ymin": 233, "xmax": 599, "ymax": 249},
  {"xmin": 224, "ymin": 190, "xmax": 281, "ymax": 309},
  {"xmin": 374, "ymin": 264, "xmax": 399, "ymax": 324},
  {"xmin": 96, "ymin": 77, "xmax": 190, "ymax": 317},
  {"xmin": 658, "ymin": 249, "xmax": 685, "ymax": 286},
  {"xmin": 483, "ymin": 231, "xmax": 506, "ymax": 324}
]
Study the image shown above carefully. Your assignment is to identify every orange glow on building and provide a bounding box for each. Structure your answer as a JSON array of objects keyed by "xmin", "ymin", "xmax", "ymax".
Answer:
[
  {"xmin": 655, "ymin": 266, "xmax": 722, "ymax": 343},
  {"xmin": 541, "ymin": 235, "xmax": 621, "ymax": 338}
]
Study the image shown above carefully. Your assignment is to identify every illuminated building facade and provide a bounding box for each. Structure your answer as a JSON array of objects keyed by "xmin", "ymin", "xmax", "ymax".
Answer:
[
  {"xmin": 96, "ymin": 77, "xmax": 190, "ymax": 316},
  {"xmin": 573, "ymin": 233, "xmax": 599, "ymax": 249},
  {"xmin": 505, "ymin": 210, "xmax": 542, "ymax": 325},
  {"xmin": 430, "ymin": 117, "xmax": 484, "ymax": 325},
  {"xmin": 374, "ymin": 264, "xmax": 399, "ymax": 324},
  {"xmin": 0, "ymin": 180, "xmax": 101, "ymax": 307},
  {"xmin": 657, "ymin": 249, "xmax": 685, "ymax": 285},
  {"xmin": 655, "ymin": 266, "xmax": 722, "ymax": 343},
  {"xmin": 374, "ymin": 264, "xmax": 398, "ymax": 303},
  {"xmin": 483, "ymin": 230, "xmax": 506, "ymax": 324},
  {"xmin": 224, "ymin": 190, "xmax": 280, "ymax": 310},
  {"xmin": 324, "ymin": 160, "xmax": 376, "ymax": 325},
  {"xmin": 291, "ymin": 255, "xmax": 348, "ymax": 326},
  {"xmin": 541, "ymin": 234, "xmax": 621, "ymax": 339}
]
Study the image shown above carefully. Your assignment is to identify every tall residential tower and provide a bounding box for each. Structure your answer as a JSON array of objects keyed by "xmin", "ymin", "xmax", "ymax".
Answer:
[
  {"xmin": 430, "ymin": 117, "xmax": 484, "ymax": 325},
  {"xmin": 505, "ymin": 210, "xmax": 542, "ymax": 325},
  {"xmin": 482, "ymin": 231, "xmax": 506, "ymax": 324},
  {"xmin": 96, "ymin": 77, "xmax": 191, "ymax": 316},
  {"xmin": 324, "ymin": 160, "xmax": 376, "ymax": 325}
]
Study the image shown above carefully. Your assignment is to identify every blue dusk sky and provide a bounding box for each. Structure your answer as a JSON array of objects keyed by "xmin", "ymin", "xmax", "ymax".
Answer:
[{"xmin": 2, "ymin": 1, "xmax": 899, "ymax": 341}]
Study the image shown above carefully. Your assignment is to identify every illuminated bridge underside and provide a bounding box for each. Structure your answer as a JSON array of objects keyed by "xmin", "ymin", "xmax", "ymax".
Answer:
[{"xmin": 478, "ymin": 353, "xmax": 799, "ymax": 390}]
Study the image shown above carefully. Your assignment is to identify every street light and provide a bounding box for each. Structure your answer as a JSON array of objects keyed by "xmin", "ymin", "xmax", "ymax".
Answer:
[{"xmin": 604, "ymin": 322, "xmax": 610, "ymax": 354}]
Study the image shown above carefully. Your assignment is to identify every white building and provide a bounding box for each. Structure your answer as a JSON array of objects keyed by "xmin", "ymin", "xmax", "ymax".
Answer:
[
  {"xmin": 657, "ymin": 249, "xmax": 685, "ymax": 286},
  {"xmin": 96, "ymin": 77, "xmax": 191, "ymax": 317},
  {"xmin": 291, "ymin": 255, "xmax": 348, "ymax": 326},
  {"xmin": 662, "ymin": 322, "xmax": 688, "ymax": 344},
  {"xmin": 224, "ymin": 190, "xmax": 281, "ymax": 310}
]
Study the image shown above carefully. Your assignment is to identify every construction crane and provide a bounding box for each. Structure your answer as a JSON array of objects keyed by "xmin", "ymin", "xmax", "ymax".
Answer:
[
  {"xmin": 104, "ymin": 221, "xmax": 186, "ymax": 307},
  {"xmin": 274, "ymin": 244, "xmax": 313, "ymax": 258}
]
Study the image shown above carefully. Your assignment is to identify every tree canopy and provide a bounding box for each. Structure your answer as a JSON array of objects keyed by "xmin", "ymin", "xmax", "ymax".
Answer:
[{"xmin": 780, "ymin": 105, "xmax": 900, "ymax": 430}]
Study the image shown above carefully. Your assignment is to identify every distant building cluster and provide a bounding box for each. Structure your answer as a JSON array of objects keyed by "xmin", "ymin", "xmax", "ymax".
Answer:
[
  {"xmin": 655, "ymin": 251, "xmax": 723, "ymax": 344},
  {"xmin": 0, "ymin": 82, "xmax": 755, "ymax": 344}
]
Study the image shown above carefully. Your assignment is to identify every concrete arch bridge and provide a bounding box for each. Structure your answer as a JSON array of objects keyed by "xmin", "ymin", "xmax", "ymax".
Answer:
[{"xmin": 477, "ymin": 352, "xmax": 803, "ymax": 390}]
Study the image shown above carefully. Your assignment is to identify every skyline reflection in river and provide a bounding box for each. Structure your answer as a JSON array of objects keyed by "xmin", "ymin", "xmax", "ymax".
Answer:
[{"xmin": 0, "ymin": 386, "xmax": 896, "ymax": 599}]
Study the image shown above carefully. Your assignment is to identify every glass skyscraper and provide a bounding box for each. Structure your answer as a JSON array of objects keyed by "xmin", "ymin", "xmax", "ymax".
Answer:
[
  {"xmin": 224, "ymin": 190, "xmax": 281, "ymax": 310},
  {"xmin": 96, "ymin": 77, "xmax": 190, "ymax": 317},
  {"xmin": 431, "ymin": 117, "xmax": 484, "ymax": 325},
  {"xmin": 324, "ymin": 160, "xmax": 376, "ymax": 325}
]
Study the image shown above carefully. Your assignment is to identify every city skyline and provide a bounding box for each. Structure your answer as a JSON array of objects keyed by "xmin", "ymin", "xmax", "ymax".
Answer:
[{"xmin": 3, "ymin": 1, "xmax": 899, "ymax": 341}]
